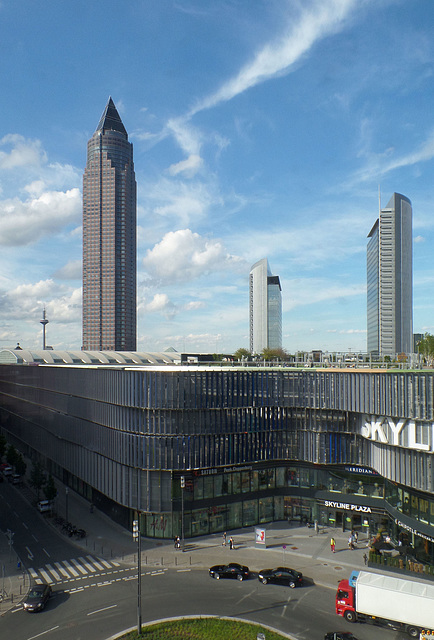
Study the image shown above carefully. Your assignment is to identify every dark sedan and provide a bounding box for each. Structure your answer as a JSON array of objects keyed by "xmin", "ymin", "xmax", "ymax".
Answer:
[
  {"xmin": 23, "ymin": 584, "xmax": 52, "ymax": 612},
  {"xmin": 258, "ymin": 567, "xmax": 303, "ymax": 587},
  {"xmin": 324, "ymin": 633, "xmax": 359, "ymax": 640},
  {"xmin": 209, "ymin": 562, "xmax": 250, "ymax": 581}
]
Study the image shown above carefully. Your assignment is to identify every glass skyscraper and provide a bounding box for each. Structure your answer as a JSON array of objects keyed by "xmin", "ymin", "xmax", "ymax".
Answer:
[
  {"xmin": 82, "ymin": 98, "xmax": 137, "ymax": 351},
  {"xmin": 249, "ymin": 258, "xmax": 282, "ymax": 353},
  {"xmin": 367, "ymin": 192, "xmax": 413, "ymax": 357}
]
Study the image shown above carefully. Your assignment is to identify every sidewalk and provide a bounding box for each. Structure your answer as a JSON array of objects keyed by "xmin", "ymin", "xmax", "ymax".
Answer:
[{"xmin": 0, "ymin": 478, "xmax": 404, "ymax": 616}]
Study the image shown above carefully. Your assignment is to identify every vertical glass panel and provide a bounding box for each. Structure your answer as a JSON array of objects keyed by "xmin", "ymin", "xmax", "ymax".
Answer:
[
  {"xmin": 241, "ymin": 471, "xmax": 251, "ymax": 493},
  {"xmin": 243, "ymin": 499, "xmax": 258, "ymax": 526},
  {"xmin": 203, "ymin": 476, "xmax": 213, "ymax": 500},
  {"xmin": 227, "ymin": 502, "xmax": 242, "ymax": 529}
]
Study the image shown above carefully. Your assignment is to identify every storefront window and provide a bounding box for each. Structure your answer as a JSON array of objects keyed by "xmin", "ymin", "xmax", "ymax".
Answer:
[
  {"xmin": 276, "ymin": 467, "xmax": 285, "ymax": 488},
  {"xmin": 259, "ymin": 497, "xmax": 274, "ymax": 523},
  {"xmin": 241, "ymin": 471, "xmax": 251, "ymax": 493},
  {"xmin": 209, "ymin": 505, "xmax": 227, "ymax": 532},
  {"xmin": 191, "ymin": 508, "xmax": 209, "ymax": 536},
  {"xmin": 243, "ymin": 499, "xmax": 258, "ymax": 526},
  {"xmin": 232, "ymin": 472, "xmax": 241, "ymax": 495},
  {"xmin": 214, "ymin": 474, "xmax": 223, "ymax": 497},
  {"xmin": 419, "ymin": 498, "xmax": 429, "ymax": 524},
  {"xmin": 274, "ymin": 496, "xmax": 284, "ymax": 520},
  {"xmin": 227, "ymin": 502, "xmax": 242, "ymax": 529},
  {"xmin": 203, "ymin": 475, "xmax": 214, "ymax": 500},
  {"xmin": 194, "ymin": 476, "xmax": 203, "ymax": 500},
  {"xmin": 251, "ymin": 470, "xmax": 259, "ymax": 492},
  {"xmin": 287, "ymin": 468, "xmax": 298, "ymax": 487},
  {"xmin": 299, "ymin": 468, "xmax": 310, "ymax": 488}
]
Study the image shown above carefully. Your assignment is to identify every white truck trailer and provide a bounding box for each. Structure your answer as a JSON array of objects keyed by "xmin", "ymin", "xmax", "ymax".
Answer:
[{"xmin": 336, "ymin": 570, "xmax": 434, "ymax": 638}]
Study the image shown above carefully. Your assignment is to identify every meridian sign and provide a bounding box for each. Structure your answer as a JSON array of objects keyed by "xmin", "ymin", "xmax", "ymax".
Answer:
[{"xmin": 361, "ymin": 415, "xmax": 434, "ymax": 453}]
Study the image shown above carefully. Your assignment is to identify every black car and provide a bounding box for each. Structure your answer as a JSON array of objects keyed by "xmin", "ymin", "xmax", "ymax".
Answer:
[
  {"xmin": 257, "ymin": 567, "xmax": 303, "ymax": 588},
  {"xmin": 324, "ymin": 633, "xmax": 359, "ymax": 640},
  {"xmin": 23, "ymin": 584, "xmax": 52, "ymax": 612},
  {"xmin": 209, "ymin": 562, "xmax": 250, "ymax": 581}
]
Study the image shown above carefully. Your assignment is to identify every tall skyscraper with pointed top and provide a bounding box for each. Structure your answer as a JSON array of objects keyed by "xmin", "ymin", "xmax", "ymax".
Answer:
[{"xmin": 82, "ymin": 98, "xmax": 137, "ymax": 351}]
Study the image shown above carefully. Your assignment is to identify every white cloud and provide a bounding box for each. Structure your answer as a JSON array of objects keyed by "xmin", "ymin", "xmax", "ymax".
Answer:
[
  {"xmin": 189, "ymin": 0, "xmax": 359, "ymax": 116},
  {"xmin": 143, "ymin": 229, "xmax": 243, "ymax": 284},
  {"xmin": 282, "ymin": 278, "xmax": 365, "ymax": 311},
  {"xmin": 0, "ymin": 134, "xmax": 47, "ymax": 169},
  {"xmin": 0, "ymin": 188, "xmax": 81, "ymax": 246},
  {"xmin": 184, "ymin": 300, "xmax": 206, "ymax": 311},
  {"xmin": 353, "ymin": 129, "xmax": 434, "ymax": 184},
  {"xmin": 53, "ymin": 259, "xmax": 82, "ymax": 280},
  {"xmin": 168, "ymin": 154, "xmax": 203, "ymax": 177},
  {"xmin": 145, "ymin": 293, "xmax": 177, "ymax": 318},
  {"xmin": 0, "ymin": 279, "xmax": 81, "ymax": 324},
  {"xmin": 414, "ymin": 235, "xmax": 425, "ymax": 243},
  {"xmin": 147, "ymin": 177, "xmax": 221, "ymax": 225}
]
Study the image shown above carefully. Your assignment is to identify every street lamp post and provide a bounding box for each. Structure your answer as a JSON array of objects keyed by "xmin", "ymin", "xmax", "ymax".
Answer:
[
  {"xmin": 133, "ymin": 516, "xmax": 141, "ymax": 634},
  {"xmin": 65, "ymin": 487, "xmax": 69, "ymax": 522},
  {"xmin": 180, "ymin": 476, "xmax": 185, "ymax": 552}
]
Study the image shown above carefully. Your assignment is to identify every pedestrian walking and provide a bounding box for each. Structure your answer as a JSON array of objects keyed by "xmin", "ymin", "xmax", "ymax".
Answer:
[
  {"xmin": 348, "ymin": 535, "xmax": 354, "ymax": 550},
  {"xmin": 354, "ymin": 530, "xmax": 358, "ymax": 543},
  {"xmin": 330, "ymin": 537, "xmax": 336, "ymax": 553},
  {"xmin": 222, "ymin": 531, "xmax": 227, "ymax": 546},
  {"xmin": 363, "ymin": 553, "xmax": 368, "ymax": 565},
  {"xmin": 229, "ymin": 536, "xmax": 234, "ymax": 550}
]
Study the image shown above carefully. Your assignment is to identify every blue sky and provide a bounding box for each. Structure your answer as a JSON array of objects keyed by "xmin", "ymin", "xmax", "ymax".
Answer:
[{"xmin": 1, "ymin": 0, "xmax": 434, "ymax": 355}]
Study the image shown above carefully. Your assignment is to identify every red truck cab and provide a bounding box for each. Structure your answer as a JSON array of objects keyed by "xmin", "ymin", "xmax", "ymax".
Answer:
[{"xmin": 336, "ymin": 579, "xmax": 356, "ymax": 620}]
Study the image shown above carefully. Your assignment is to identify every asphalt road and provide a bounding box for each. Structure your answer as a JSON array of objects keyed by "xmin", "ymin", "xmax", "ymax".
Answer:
[{"xmin": 0, "ymin": 483, "xmax": 411, "ymax": 640}]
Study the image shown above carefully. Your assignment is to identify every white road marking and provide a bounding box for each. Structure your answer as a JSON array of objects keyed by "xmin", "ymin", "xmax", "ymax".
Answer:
[
  {"xmin": 87, "ymin": 604, "xmax": 117, "ymax": 616},
  {"xmin": 25, "ymin": 546, "xmax": 33, "ymax": 560},
  {"xmin": 39, "ymin": 568, "xmax": 54, "ymax": 584},
  {"xmin": 43, "ymin": 548, "xmax": 50, "ymax": 558},
  {"xmin": 86, "ymin": 555, "xmax": 104, "ymax": 570},
  {"xmin": 54, "ymin": 562, "xmax": 70, "ymax": 579},
  {"xmin": 63, "ymin": 560, "xmax": 79, "ymax": 577},
  {"xmin": 45, "ymin": 564, "xmax": 61, "ymax": 581},
  {"xmin": 78, "ymin": 556, "xmax": 96, "ymax": 572},
  {"xmin": 27, "ymin": 626, "xmax": 59, "ymax": 640},
  {"xmin": 71, "ymin": 558, "xmax": 87, "ymax": 575}
]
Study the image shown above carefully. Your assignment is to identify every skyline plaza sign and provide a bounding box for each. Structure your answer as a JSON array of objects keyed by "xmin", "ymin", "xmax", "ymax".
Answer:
[{"xmin": 362, "ymin": 415, "xmax": 434, "ymax": 453}]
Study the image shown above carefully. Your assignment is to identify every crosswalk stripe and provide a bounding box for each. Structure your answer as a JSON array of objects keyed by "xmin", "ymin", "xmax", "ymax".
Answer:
[
  {"xmin": 78, "ymin": 556, "xmax": 96, "ymax": 572},
  {"xmin": 71, "ymin": 558, "xmax": 87, "ymax": 575},
  {"xmin": 96, "ymin": 557, "xmax": 113, "ymax": 569},
  {"xmin": 54, "ymin": 562, "xmax": 70, "ymax": 579},
  {"xmin": 46, "ymin": 564, "xmax": 61, "ymax": 581},
  {"xmin": 28, "ymin": 568, "xmax": 43, "ymax": 584},
  {"xmin": 63, "ymin": 560, "xmax": 80, "ymax": 577},
  {"xmin": 87, "ymin": 555, "xmax": 104, "ymax": 571},
  {"xmin": 39, "ymin": 568, "xmax": 54, "ymax": 584}
]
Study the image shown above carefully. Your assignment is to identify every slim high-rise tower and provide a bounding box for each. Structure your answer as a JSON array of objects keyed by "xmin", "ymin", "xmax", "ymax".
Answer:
[
  {"xmin": 82, "ymin": 98, "xmax": 137, "ymax": 351},
  {"xmin": 367, "ymin": 192, "xmax": 412, "ymax": 357},
  {"xmin": 249, "ymin": 258, "xmax": 282, "ymax": 354}
]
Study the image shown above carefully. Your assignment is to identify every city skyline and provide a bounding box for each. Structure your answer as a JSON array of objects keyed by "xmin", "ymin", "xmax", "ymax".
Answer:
[
  {"xmin": 82, "ymin": 98, "xmax": 137, "ymax": 351},
  {"xmin": 1, "ymin": 1, "xmax": 434, "ymax": 354}
]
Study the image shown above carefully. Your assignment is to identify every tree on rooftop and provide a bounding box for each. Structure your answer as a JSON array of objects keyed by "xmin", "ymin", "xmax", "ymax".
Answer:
[
  {"xmin": 234, "ymin": 348, "xmax": 251, "ymax": 361},
  {"xmin": 417, "ymin": 333, "xmax": 434, "ymax": 367}
]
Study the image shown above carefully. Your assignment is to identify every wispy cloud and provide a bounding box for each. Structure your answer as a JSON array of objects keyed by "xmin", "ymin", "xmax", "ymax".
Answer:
[
  {"xmin": 188, "ymin": 0, "xmax": 359, "ymax": 116},
  {"xmin": 352, "ymin": 129, "xmax": 434, "ymax": 184}
]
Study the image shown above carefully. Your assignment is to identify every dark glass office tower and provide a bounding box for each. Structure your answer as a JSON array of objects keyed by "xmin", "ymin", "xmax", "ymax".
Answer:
[{"xmin": 82, "ymin": 98, "xmax": 137, "ymax": 351}]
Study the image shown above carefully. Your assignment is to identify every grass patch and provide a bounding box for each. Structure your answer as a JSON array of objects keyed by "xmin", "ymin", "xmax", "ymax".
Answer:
[{"xmin": 119, "ymin": 617, "xmax": 287, "ymax": 639}]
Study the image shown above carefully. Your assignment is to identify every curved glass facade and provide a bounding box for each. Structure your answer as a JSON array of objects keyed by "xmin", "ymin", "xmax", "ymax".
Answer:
[{"xmin": 1, "ymin": 363, "xmax": 434, "ymax": 566}]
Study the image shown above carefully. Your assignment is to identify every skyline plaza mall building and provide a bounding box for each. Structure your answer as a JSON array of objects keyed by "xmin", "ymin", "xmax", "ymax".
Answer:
[{"xmin": 1, "ymin": 351, "xmax": 434, "ymax": 567}]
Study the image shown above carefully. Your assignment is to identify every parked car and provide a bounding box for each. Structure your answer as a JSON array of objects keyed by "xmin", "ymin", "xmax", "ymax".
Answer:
[
  {"xmin": 10, "ymin": 473, "xmax": 22, "ymax": 485},
  {"xmin": 23, "ymin": 584, "xmax": 52, "ymax": 612},
  {"xmin": 209, "ymin": 562, "xmax": 250, "ymax": 581},
  {"xmin": 257, "ymin": 567, "xmax": 303, "ymax": 588},
  {"xmin": 37, "ymin": 500, "xmax": 52, "ymax": 513},
  {"xmin": 1, "ymin": 465, "xmax": 12, "ymax": 477},
  {"xmin": 324, "ymin": 633, "xmax": 359, "ymax": 640}
]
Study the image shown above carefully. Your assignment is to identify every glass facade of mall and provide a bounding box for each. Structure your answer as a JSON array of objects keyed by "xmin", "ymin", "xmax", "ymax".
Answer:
[{"xmin": 1, "ymin": 361, "xmax": 434, "ymax": 566}]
